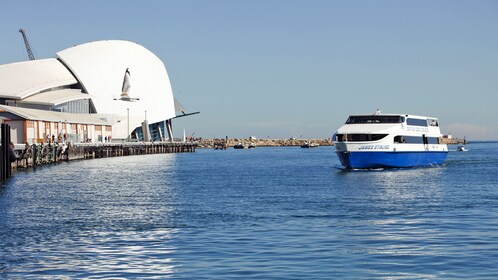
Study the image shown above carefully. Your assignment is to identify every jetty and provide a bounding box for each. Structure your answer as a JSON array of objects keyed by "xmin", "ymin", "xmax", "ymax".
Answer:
[
  {"xmin": 10, "ymin": 142, "xmax": 197, "ymax": 170},
  {"xmin": 0, "ymin": 121, "xmax": 196, "ymax": 182}
]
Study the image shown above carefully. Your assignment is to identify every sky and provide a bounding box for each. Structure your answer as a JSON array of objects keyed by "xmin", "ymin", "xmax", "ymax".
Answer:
[{"xmin": 1, "ymin": 0, "xmax": 497, "ymax": 140}]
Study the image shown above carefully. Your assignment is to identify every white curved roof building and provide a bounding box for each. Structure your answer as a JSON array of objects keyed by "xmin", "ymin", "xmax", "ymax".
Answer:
[{"xmin": 0, "ymin": 40, "xmax": 186, "ymax": 144}]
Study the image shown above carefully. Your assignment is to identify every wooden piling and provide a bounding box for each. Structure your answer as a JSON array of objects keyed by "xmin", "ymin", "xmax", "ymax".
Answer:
[
  {"xmin": 9, "ymin": 142, "xmax": 197, "ymax": 172},
  {"xmin": 0, "ymin": 123, "xmax": 12, "ymax": 183}
]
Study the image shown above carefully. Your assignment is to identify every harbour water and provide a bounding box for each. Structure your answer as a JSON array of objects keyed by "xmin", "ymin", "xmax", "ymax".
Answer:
[{"xmin": 1, "ymin": 143, "xmax": 498, "ymax": 279}]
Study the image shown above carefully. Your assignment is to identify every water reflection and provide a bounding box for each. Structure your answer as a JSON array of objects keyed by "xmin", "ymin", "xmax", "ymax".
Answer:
[
  {"xmin": 0, "ymin": 154, "xmax": 179, "ymax": 278},
  {"xmin": 333, "ymin": 167, "xmax": 448, "ymax": 279},
  {"xmin": 337, "ymin": 167, "xmax": 445, "ymax": 205},
  {"xmin": 372, "ymin": 167, "xmax": 444, "ymax": 201},
  {"xmin": 2, "ymin": 145, "xmax": 498, "ymax": 279}
]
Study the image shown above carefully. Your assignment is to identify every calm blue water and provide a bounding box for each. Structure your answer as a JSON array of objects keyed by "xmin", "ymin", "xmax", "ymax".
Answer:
[{"xmin": 1, "ymin": 143, "xmax": 498, "ymax": 279}]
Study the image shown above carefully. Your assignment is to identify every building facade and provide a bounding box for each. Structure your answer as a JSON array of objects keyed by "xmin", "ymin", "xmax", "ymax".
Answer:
[{"xmin": 0, "ymin": 40, "xmax": 180, "ymax": 144}]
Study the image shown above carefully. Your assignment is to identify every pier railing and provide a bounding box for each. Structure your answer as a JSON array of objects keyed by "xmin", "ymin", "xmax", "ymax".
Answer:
[{"xmin": 11, "ymin": 141, "xmax": 197, "ymax": 170}]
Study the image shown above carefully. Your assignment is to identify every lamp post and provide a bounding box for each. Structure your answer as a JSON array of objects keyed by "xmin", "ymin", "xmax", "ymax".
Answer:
[
  {"xmin": 127, "ymin": 108, "xmax": 130, "ymax": 142},
  {"xmin": 144, "ymin": 110, "xmax": 149, "ymax": 142}
]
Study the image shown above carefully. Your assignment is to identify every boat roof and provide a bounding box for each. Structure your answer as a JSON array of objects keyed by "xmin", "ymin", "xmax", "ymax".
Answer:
[{"xmin": 348, "ymin": 114, "xmax": 439, "ymax": 119}]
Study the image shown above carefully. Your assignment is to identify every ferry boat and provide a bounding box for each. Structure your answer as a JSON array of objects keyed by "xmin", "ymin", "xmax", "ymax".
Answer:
[{"xmin": 333, "ymin": 111, "xmax": 448, "ymax": 169}]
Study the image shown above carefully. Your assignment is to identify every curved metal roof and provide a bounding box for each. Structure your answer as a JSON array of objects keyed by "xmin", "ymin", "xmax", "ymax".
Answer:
[
  {"xmin": 21, "ymin": 89, "xmax": 91, "ymax": 106},
  {"xmin": 0, "ymin": 105, "xmax": 111, "ymax": 125},
  {"xmin": 56, "ymin": 40, "xmax": 176, "ymax": 138},
  {"xmin": 0, "ymin": 40, "xmax": 180, "ymax": 140},
  {"xmin": 0, "ymin": 58, "xmax": 78, "ymax": 99}
]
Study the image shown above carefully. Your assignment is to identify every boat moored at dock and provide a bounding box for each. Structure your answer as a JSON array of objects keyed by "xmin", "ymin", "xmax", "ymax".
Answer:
[
  {"xmin": 234, "ymin": 143, "xmax": 246, "ymax": 149},
  {"xmin": 301, "ymin": 142, "xmax": 319, "ymax": 148},
  {"xmin": 333, "ymin": 111, "xmax": 448, "ymax": 169},
  {"xmin": 456, "ymin": 145, "xmax": 468, "ymax": 152}
]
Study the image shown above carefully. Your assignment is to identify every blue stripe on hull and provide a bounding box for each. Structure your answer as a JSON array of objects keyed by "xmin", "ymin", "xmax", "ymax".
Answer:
[{"xmin": 336, "ymin": 151, "xmax": 448, "ymax": 169}]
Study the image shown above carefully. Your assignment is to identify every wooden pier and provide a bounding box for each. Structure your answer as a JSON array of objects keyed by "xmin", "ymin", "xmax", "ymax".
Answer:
[
  {"xmin": 10, "ymin": 142, "xmax": 197, "ymax": 170},
  {"xmin": 1, "ymin": 124, "xmax": 12, "ymax": 183}
]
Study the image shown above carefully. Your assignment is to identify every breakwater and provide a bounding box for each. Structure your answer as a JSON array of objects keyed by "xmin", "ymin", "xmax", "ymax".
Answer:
[
  {"xmin": 199, "ymin": 138, "xmax": 333, "ymax": 149},
  {"xmin": 11, "ymin": 142, "xmax": 197, "ymax": 170},
  {"xmin": 439, "ymin": 137, "xmax": 466, "ymax": 144},
  {"xmin": 200, "ymin": 136, "xmax": 465, "ymax": 149}
]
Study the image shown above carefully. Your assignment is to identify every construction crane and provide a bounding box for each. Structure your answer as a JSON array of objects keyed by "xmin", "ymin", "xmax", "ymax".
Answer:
[{"xmin": 19, "ymin": 28, "xmax": 35, "ymax": 60}]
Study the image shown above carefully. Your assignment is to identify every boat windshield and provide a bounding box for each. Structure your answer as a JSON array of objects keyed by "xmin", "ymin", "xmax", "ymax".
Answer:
[{"xmin": 346, "ymin": 115, "xmax": 404, "ymax": 124}]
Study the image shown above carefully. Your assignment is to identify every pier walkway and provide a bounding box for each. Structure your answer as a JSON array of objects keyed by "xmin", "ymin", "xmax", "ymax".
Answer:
[{"xmin": 10, "ymin": 142, "xmax": 197, "ymax": 170}]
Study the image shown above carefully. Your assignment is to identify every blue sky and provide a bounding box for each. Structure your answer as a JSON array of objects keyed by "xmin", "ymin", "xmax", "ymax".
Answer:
[{"xmin": 1, "ymin": 1, "xmax": 497, "ymax": 140}]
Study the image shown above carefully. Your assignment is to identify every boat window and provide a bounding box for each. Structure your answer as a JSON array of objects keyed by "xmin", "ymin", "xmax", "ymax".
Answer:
[
  {"xmin": 345, "ymin": 115, "xmax": 403, "ymax": 124},
  {"xmin": 429, "ymin": 119, "xmax": 439, "ymax": 126},
  {"xmin": 336, "ymin": 134, "xmax": 388, "ymax": 142},
  {"xmin": 394, "ymin": 136, "xmax": 404, "ymax": 143},
  {"xmin": 402, "ymin": 136, "xmax": 423, "ymax": 144},
  {"xmin": 394, "ymin": 135, "xmax": 440, "ymax": 144},
  {"xmin": 428, "ymin": 137, "xmax": 440, "ymax": 144},
  {"xmin": 406, "ymin": 118, "xmax": 428, "ymax": 127}
]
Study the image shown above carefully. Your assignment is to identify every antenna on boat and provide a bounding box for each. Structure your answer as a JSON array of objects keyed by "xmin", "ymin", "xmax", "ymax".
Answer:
[{"xmin": 374, "ymin": 109, "xmax": 382, "ymax": 115}]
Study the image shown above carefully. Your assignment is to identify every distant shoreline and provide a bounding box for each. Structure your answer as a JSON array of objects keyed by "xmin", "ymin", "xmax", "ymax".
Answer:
[
  {"xmin": 195, "ymin": 137, "xmax": 477, "ymax": 148},
  {"xmin": 197, "ymin": 138, "xmax": 333, "ymax": 148},
  {"xmin": 456, "ymin": 140, "xmax": 498, "ymax": 144},
  {"xmin": 439, "ymin": 138, "xmax": 467, "ymax": 145}
]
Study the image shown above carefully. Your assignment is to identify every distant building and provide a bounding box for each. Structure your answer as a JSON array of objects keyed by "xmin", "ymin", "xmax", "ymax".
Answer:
[
  {"xmin": 442, "ymin": 134, "xmax": 453, "ymax": 139},
  {"xmin": 0, "ymin": 40, "xmax": 196, "ymax": 144}
]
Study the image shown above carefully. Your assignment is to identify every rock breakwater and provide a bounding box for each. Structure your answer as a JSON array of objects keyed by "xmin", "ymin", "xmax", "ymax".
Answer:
[{"xmin": 198, "ymin": 138, "xmax": 333, "ymax": 148}]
